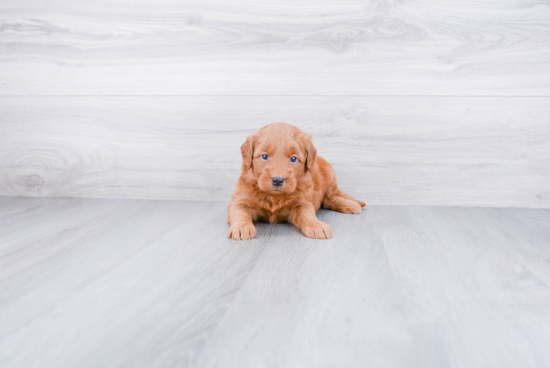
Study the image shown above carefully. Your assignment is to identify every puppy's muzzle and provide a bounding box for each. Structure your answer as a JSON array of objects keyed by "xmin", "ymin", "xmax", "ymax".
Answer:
[{"xmin": 271, "ymin": 176, "xmax": 285, "ymax": 187}]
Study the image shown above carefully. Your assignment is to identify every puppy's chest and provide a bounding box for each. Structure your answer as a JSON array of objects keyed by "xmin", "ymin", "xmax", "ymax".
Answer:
[
  {"xmin": 260, "ymin": 208, "xmax": 289, "ymax": 224},
  {"xmin": 257, "ymin": 200, "xmax": 292, "ymax": 223}
]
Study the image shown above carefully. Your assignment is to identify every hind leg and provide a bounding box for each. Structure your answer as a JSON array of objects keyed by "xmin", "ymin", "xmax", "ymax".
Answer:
[
  {"xmin": 322, "ymin": 185, "xmax": 365, "ymax": 214},
  {"xmin": 323, "ymin": 194, "xmax": 362, "ymax": 214},
  {"xmin": 338, "ymin": 191, "xmax": 366, "ymax": 208}
]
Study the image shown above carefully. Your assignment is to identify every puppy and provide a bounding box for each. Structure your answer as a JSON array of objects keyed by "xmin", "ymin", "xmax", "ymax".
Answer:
[{"xmin": 227, "ymin": 122, "xmax": 365, "ymax": 240}]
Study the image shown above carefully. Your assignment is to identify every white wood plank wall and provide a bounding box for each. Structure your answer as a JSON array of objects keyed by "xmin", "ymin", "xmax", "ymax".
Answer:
[
  {"xmin": 1, "ymin": 0, "xmax": 549, "ymax": 207},
  {"xmin": 1, "ymin": 0, "xmax": 550, "ymax": 96}
]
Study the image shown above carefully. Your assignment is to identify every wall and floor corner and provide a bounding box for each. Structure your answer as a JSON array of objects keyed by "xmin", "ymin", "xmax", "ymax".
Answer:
[{"xmin": 1, "ymin": 1, "xmax": 550, "ymax": 368}]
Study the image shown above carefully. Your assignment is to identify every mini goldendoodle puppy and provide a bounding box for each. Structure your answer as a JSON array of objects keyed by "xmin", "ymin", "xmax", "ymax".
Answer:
[{"xmin": 228, "ymin": 122, "xmax": 365, "ymax": 240}]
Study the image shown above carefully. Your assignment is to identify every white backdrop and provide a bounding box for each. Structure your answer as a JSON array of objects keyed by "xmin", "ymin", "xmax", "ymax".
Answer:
[{"xmin": 1, "ymin": 0, "xmax": 549, "ymax": 207}]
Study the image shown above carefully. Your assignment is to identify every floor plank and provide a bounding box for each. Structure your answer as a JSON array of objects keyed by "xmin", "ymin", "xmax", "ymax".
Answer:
[
  {"xmin": 0, "ymin": 198, "xmax": 549, "ymax": 367},
  {"xmin": 0, "ymin": 199, "xmax": 272, "ymax": 367},
  {"xmin": 194, "ymin": 208, "xmax": 424, "ymax": 368},
  {"xmin": 369, "ymin": 206, "xmax": 550, "ymax": 368}
]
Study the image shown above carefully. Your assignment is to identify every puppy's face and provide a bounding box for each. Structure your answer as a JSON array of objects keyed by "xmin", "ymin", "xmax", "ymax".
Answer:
[{"xmin": 240, "ymin": 123, "xmax": 317, "ymax": 195}]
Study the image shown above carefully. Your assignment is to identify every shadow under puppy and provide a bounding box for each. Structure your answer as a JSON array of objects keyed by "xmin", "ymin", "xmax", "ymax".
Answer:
[{"xmin": 228, "ymin": 122, "xmax": 365, "ymax": 240}]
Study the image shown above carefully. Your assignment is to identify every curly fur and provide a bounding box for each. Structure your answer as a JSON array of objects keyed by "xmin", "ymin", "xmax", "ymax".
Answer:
[{"xmin": 227, "ymin": 122, "xmax": 365, "ymax": 240}]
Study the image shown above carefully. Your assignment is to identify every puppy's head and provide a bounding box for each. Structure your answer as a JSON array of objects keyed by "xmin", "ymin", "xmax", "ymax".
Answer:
[{"xmin": 241, "ymin": 122, "xmax": 316, "ymax": 195}]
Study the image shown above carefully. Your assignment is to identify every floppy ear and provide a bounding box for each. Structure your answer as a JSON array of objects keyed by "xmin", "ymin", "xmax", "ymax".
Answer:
[
  {"xmin": 240, "ymin": 133, "xmax": 257, "ymax": 170},
  {"xmin": 303, "ymin": 134, "xmax": 317, "ymax": 172}
]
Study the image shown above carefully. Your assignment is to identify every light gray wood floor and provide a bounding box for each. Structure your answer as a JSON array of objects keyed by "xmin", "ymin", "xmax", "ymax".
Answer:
[{"xmin": 1, "ymin": 196, "xmax": 549, "ymax": 368}]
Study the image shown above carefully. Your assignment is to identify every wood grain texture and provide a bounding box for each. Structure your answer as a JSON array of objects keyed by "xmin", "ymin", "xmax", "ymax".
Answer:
[
  {"xmin": 1, "ymin": 96, "xmax": 549, "ymax": 207},
  {"xmin": 1, "ymin": 0, "xmax": 549, "ymax": 95},
  {"xmin": 0, "ymin": 197, "xmax": 550, "ymax": 367}
]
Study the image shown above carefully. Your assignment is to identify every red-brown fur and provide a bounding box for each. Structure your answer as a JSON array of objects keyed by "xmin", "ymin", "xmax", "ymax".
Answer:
[{"xmin": 227, "ymin": 122, "xmax": 365, "ymax": 240}]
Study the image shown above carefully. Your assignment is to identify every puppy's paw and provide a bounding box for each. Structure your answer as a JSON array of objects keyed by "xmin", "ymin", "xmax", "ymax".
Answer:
[
  {"xmin": 228, "ymin": 222, "xmax": 257, "ymax": 240},
  {"xmin": 302, "ymin": 221, "xmax": 332, "ymax": 239},
  {"xmin": 346, "ymin": 201, "xmax": 363, "ymax": 214}
]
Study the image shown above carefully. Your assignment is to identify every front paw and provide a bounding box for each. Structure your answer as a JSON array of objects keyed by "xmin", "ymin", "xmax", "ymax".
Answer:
[
  {"xmin": 228, "ymin": 222, "xmax": 257, "ymax": 240},
  {"xmin": 302, "ymin": 221, "xmax": 332, "ymax": 239}
]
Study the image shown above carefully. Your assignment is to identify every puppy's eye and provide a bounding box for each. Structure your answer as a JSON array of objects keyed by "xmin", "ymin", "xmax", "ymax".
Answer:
[
  {"xmin": 261, "ymin": 154, "xmax": 269, "ymax": 161},
  {"xmin": 290, "ymin": 156, "xmax": 298, "ymax": 163}
]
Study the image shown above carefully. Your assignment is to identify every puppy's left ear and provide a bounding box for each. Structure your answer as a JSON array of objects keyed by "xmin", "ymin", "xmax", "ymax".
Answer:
[{"xmin": 303, "ymin": 133, "xmax": 317, "ymax": 172}]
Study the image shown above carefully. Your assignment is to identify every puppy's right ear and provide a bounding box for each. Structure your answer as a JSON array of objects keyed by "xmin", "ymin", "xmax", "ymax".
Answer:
[{"xmin": 240, "ymin": 133, "xmax": 256, "ymax": 170}]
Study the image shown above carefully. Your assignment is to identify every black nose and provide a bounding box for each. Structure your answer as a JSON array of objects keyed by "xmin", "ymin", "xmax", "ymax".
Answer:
[{"xmin": 272, "ymin": 176, "xmax": 285, "ymax": 187}]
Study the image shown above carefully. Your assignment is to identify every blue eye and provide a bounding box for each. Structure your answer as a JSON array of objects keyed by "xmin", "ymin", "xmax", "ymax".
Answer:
[
  {"xmin": 261, "ymin": 154, "xmax": 269, "ymax": 161},
  {"xmin": 290, "ymin": 156, "xmax": 297, "ymax": 163}
]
